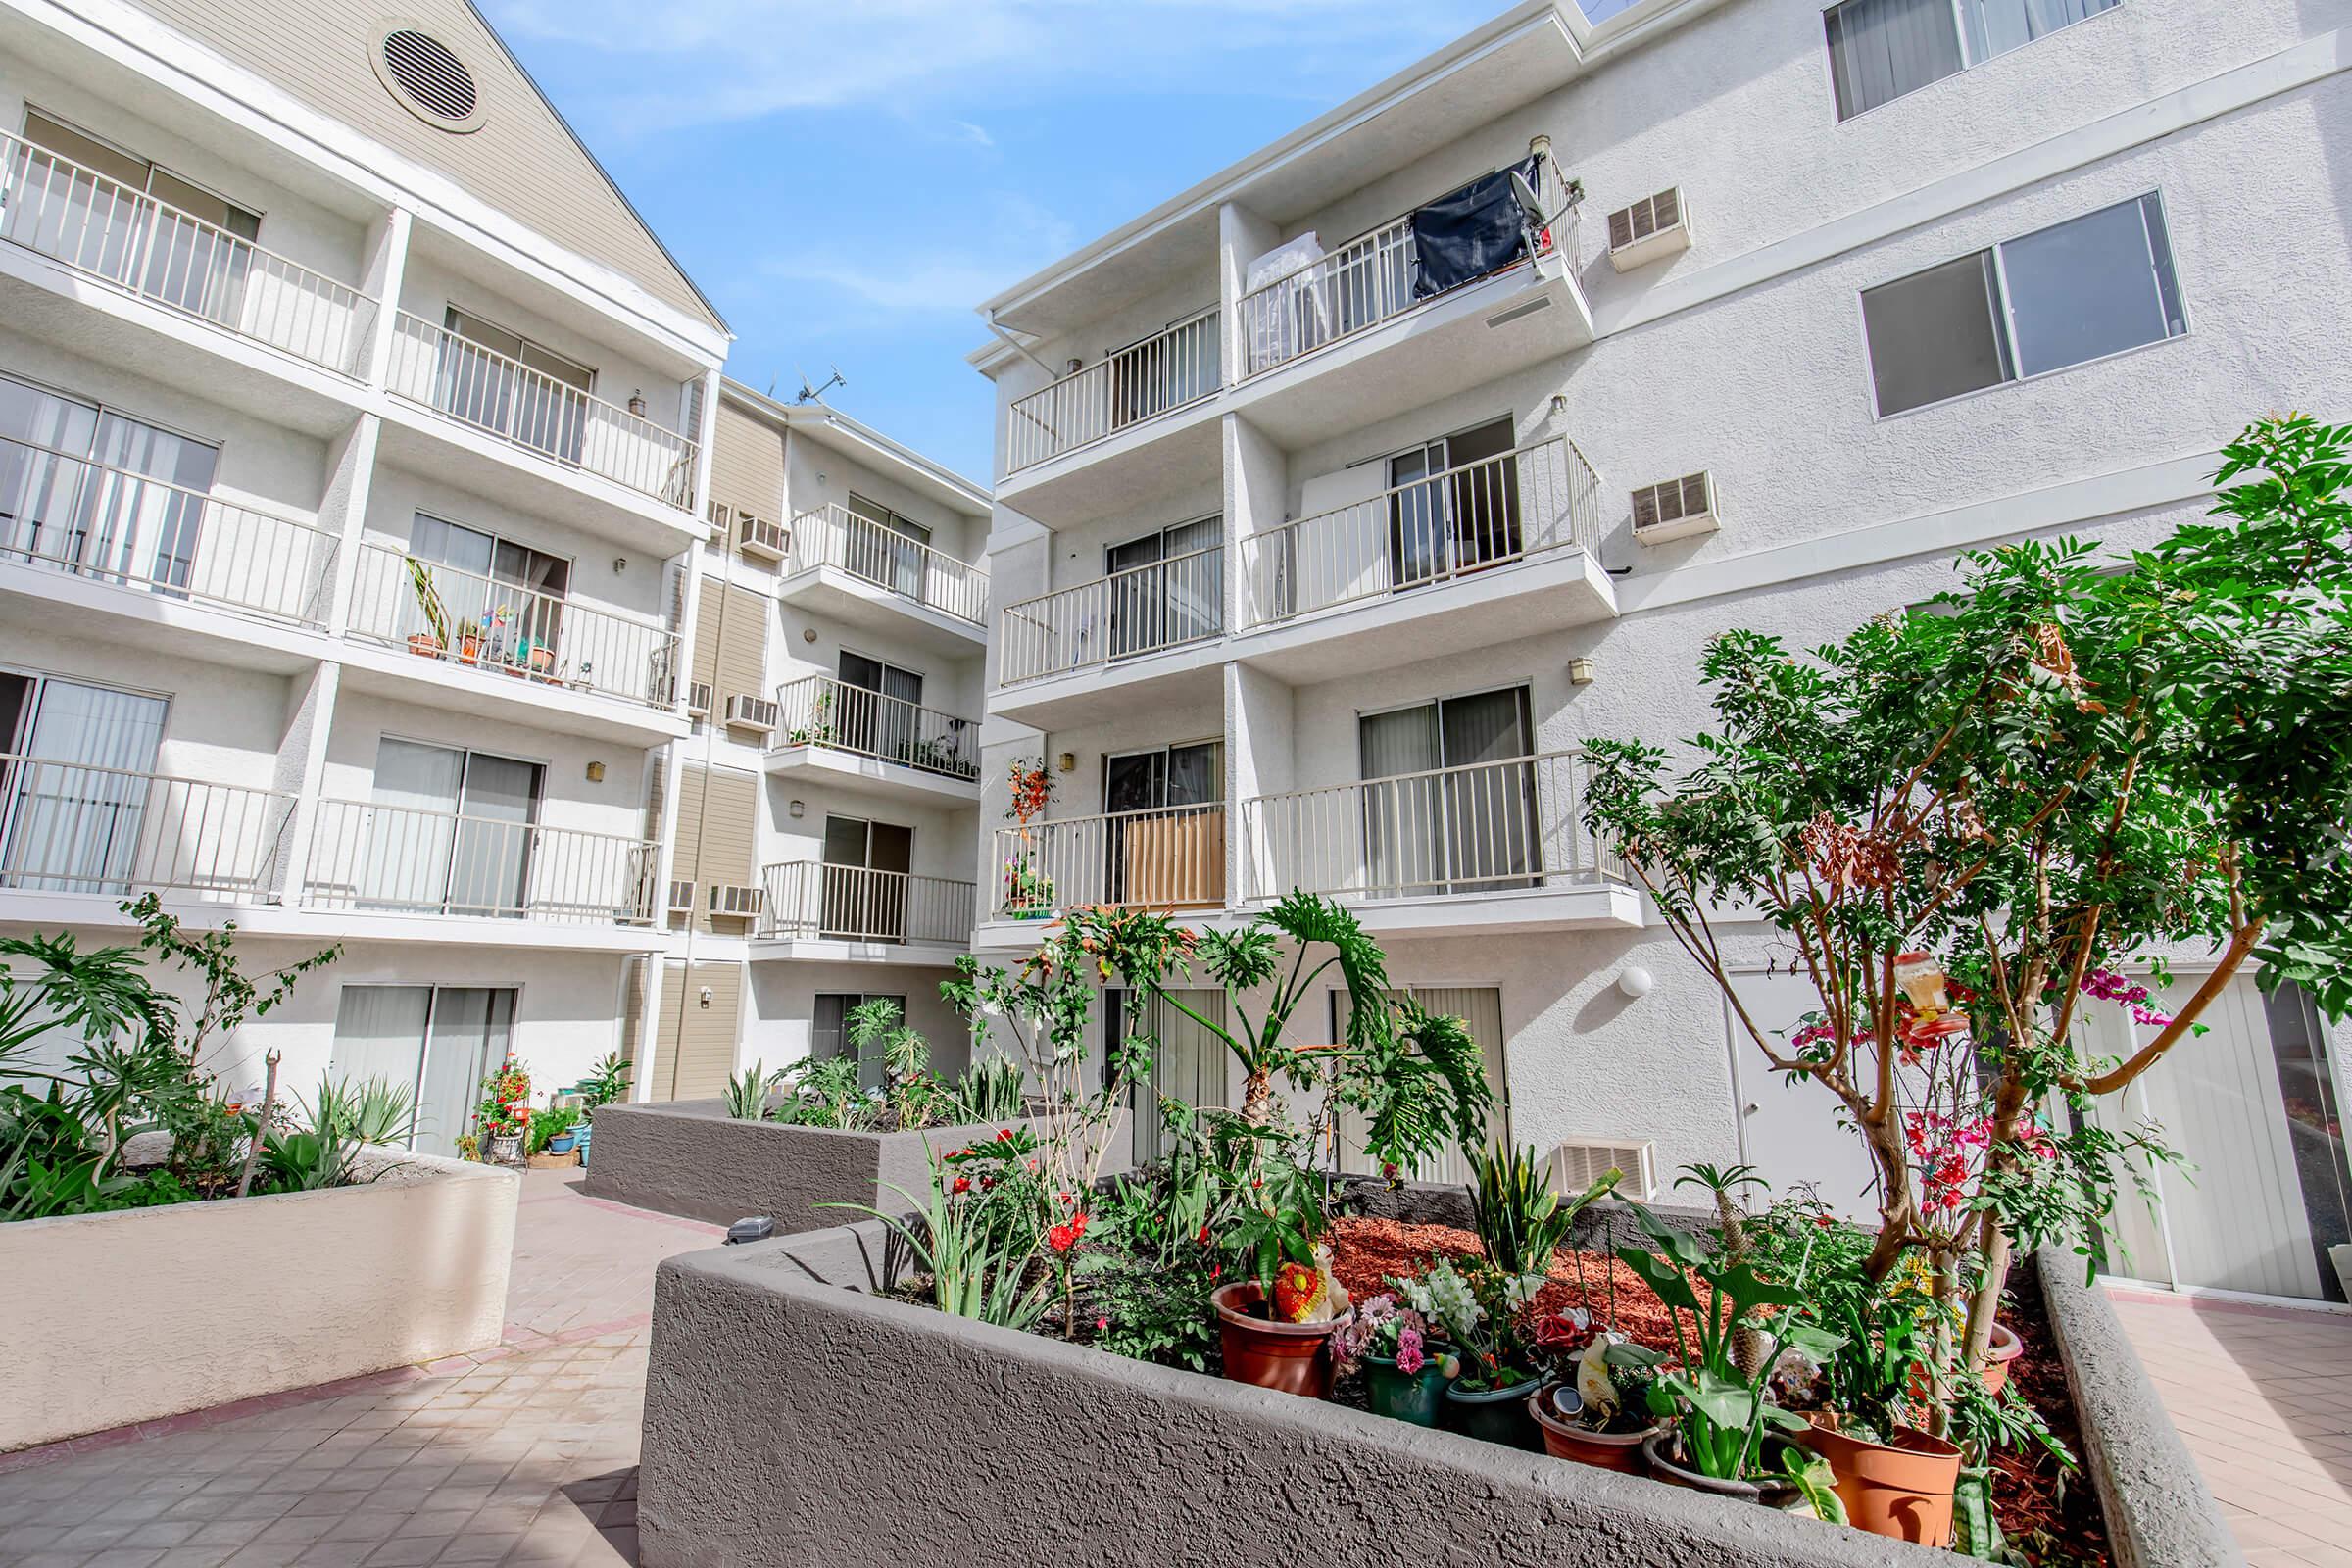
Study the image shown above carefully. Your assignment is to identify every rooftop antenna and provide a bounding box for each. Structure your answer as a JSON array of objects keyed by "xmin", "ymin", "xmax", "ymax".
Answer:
[{"xmin": 795, "ymin": 364, "xmax": 848, "ymax": 404}]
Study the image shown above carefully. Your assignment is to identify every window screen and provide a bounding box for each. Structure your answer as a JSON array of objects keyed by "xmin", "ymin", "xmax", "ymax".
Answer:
[{"xmin": 1862, "ymin": 251, "xmax": 2010, "ymax": 416}]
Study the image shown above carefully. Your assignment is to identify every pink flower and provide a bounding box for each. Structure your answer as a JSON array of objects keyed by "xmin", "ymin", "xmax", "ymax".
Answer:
[{"xmin": 1396, "ymin": 1325, "xmax": 1425, "ymax": 1375}]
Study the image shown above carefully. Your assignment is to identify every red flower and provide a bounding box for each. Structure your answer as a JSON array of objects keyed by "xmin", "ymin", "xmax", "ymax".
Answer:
[
  {"xmin": 1195, "ymin": 1224, "xmax": 1211, "ymax": 1246},
  {"xmin": 996, "ymin": 1128, "xmax": 1014, "ymax": 1142},
  {"xmin": 952, "ymin": 1176, "xmax": 971, "ymax": 1195}
]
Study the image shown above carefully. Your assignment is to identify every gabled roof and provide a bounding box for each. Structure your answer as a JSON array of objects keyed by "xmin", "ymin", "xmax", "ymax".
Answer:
[
  {"xmin": 123, "ymin": 0, "xmax": 725, "ymax": 333},
  {"xmin": 721, "ymin": 379, "xmax": 992, "ymax": 518}
]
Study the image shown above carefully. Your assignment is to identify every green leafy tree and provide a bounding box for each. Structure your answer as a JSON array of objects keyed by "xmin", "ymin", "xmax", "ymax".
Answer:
[{"xmin": 1582, "ymin": 415, "xmax": 2352, "ymax": 1383}]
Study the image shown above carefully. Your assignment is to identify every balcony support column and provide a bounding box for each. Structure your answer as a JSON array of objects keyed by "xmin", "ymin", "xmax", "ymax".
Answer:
[
  {"xmin": 1217, "ymin": 201, "xmax": 1278, "ymax": 389},
  {"xmin": 269, "ymin": 661, "xmax": 341, "ymax": 908},
  {"xmin": 1224, "ymin": 411, "xmax": 1281, "ymax": 636},
  {"xmin": 358, "ymin": 207, "xmax": 414, "ymax": 389},
  {"xmin": 316, "ymin": 412, "xmax": 382, "ymax": 637},
  {"xmin": 1227, "ymin": 662, "xmax": 1295, "ymax": 907}
]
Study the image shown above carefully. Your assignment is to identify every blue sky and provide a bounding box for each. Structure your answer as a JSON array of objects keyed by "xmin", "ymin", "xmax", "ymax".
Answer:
[{"xmin": 485, "ymin": 1, "xmax": 1628, "ymax": 486}]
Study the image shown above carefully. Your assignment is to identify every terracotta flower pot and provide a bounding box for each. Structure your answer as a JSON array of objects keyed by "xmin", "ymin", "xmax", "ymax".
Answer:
[
  {"xmin": 1362, "ymin": 1352, "xmax": 1450, "ymax": 1427},
  {"xmin": 1211, "ymin": 1282, "xmax": 1336, "ymax": 1399},
  {"xmin": 1442, "ymin": 1378, "xmax": 1547, "ymax": 1451},
  {"xmin": 1642, "ymin": 1430, "xmax": 1799, "ymax": 1509},
  {"xmin": 1530, "ymin": 1385, "xmax": 1657, "ymax": 1473},
  {"xmin": 1982, "ymin": 1323, "xmax": 2023, "ymax": 1396},
  {"xmin": 406, "ymin": 632, "xmax": 440, "ymax": 658},
  {"xmin": 1799, "ymin": 1417, "xmax": 1964, "ymax": 1547}
]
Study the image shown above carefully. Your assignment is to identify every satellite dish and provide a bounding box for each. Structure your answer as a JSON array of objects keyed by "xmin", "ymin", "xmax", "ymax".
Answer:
[{"xmin": 1510, "ymin": 170, "xmax": 1543, "ymax": 219}]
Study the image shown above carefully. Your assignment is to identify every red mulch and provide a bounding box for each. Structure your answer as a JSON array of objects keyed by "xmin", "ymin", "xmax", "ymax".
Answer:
[{"xmin": 1330, "ymin": 1216, "xmax": 2114, "ymax": 1566}]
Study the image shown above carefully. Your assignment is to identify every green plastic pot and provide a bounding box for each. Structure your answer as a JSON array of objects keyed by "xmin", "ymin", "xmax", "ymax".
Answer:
[
  {"xmin": 1361, "ymin": 1352, "xmax": 1450, "ymax": 1427},
  {"xmin": 1442, "ymin": 1377, "xmax": 1547, "ymax": 1450}
]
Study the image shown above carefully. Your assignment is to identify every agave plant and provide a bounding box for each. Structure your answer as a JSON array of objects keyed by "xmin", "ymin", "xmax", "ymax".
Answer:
[
  {"xmin": 721, "ymin": 1060, "xmax": 781, "ymax": 1120},
  {"xmin": 953, "ymin": 1057, "xmax": 1025, "ymax": 1123},
  {"xmin": 312, "ymin": 1074, "xmax": 417, "ymax": 1147},
  {"xmin": 1469, "ymin": 1142, "xmax": 1621, "ymax": 1279}
]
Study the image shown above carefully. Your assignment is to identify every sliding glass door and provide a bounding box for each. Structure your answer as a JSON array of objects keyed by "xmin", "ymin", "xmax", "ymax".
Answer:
[
  {"xmin": 329, "ymin": 984, "xmax": 515, "ymax": 1157},
  {"xmin": 1385, "ymin": 417, "xmax": 1520, "ymax": 594},
  {"xmin": 1358, "ymin": 686, "xmax": 1536, "ymax": 897},
  {"xmin": 1103, "ymin": 740, "xmax": 1222, "ymax": 906},
  {"xmin": 820, "ymin": 813, "xmax": 913, "ymax": 940},
  {"xmin": 0, "ymin": 673, "xmax": 168, "ymax": 893},
  {"xmin": 0, "ymin": 373, "xmax": 219, "ymax": 597},
  {"xmin": 363, "ymin": 738, "xmax": 543, "ymax": 917}
]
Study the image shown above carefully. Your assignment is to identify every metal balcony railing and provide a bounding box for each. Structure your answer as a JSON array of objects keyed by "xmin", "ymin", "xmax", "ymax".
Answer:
[
  {"xmin": 992, "ymin": 801, "xmax": 1225, "ymax": 919},
  {"xmin": 1239, "ymin": 435, "xmax": 1601, "ymax": 627},
  {"xmin": 0, "ymin": 132, "xmax": 378, "ymax": 375},
  {"xmin": 1240, "ymin": 749, "xmax": 1624, "ymax": 904},
  {"xmin": 383, "ymin": 312, "xmax": 699, "ymax": 510},
  {"xmin": 0, "ymin": 755, "xmax": 293, "ymax": 902},
  {"xmin": 304, "ymin": 798, "xmax": 659, "ymax": 926},
  {"xmin": 0, "ymin": 432, "xmax": 339, "ymax": 626},
  {"xmin": 349, "ymin": 543, "xmax": 681, "ymax": 710},
  {"xmin": 758, "ymin": 860, "xmax": 976, "ymax": 945},
  {"xmin": 773, "ymin": 675, "xmax": 979, "ymax": 781},
  {"xmin": 998, "ymin": 544, "xmax": 1222, "ymax": 685},
  {"xmin": 1236, "ymin": 200, "xmax": 1578, "ymax": 379},
  {"xmin": 784, "ymin": 504, "xmax": 989, "ymax": 626},
  {"xmin": 1004, "ymin": 304, "xmax": 1221, "ymax": 474}
]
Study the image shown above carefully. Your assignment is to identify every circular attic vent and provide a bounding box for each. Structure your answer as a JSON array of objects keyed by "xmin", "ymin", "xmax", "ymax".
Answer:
[{"xmin": 373, "ymin": 25, "xmax": 483, "ymax": 131}]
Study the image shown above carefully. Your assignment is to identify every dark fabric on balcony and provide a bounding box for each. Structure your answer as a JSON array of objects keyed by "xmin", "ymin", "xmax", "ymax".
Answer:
[{"xmin": 1410, "ymin": 156, "xmax": 1539, "ymax": 298}]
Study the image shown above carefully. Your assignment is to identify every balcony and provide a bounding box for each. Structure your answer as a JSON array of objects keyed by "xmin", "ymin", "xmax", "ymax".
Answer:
[
  {"xmin": 990, "ymin": 801, "xmax": 1226, "ymax": 921},
  {"xmin": 765, "ymin": 675, "xmax": 981, "ymax": 805},
  {"xmin": 0, "ymin": 755, "xmax": 292, "ymax": 906},
  {"xmin": 1233, "ymin": 435, "xmax": 1615, "ymax": 681},
  {"xmin": 1239, "ymin": 750, "xmax": 1639, "ymax": 936},
  {"xmin": 303, "ymin": 798, "xmax": 658, "ymax": 932},
  {"xmin": 344, "ymin": 543, "xmax": 681, "ymax": 728},
  {"xmin": 1000, "ymin": 307, "xmax": 1222, "ymax": 527},
  {"xmin": 1224, "ymin": 202, "xmax": 1592, "ymax": 451},
  {"xmin": 0, "ymin": 133, "xmax": 376, "ymax": 426},
  {"xmin": 993, "ymin": 544, "xmax": 1223, "ymax": 728},
  {"xmin": 0, "ymin": 431, "xmax": 339, "ymax": 644},
  {"xmin": 380, "ymin": 312, "xmax": 700, "ymax": 529},
  {"xmin": 777, "ymin": 504, "xmax": 990, "ymax": 655},
  {"xmin": 755, "ymin": 860, "xmax": 976, "ymax": 956}
]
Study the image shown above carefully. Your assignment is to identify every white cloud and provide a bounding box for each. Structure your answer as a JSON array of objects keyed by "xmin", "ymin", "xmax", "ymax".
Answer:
[
  {"xmin": 752, "ymin": 193, "xmax": 1080, "ymax": 321},
  {"xmin": 484, "ymin": 0, "xmax": 1497, "ymax": 132}
]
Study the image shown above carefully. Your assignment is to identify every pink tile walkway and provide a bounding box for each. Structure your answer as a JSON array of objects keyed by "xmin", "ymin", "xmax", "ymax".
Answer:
[
  {"xmin": 2110, "ymin": 1284, "xmax": 2352, "ymax": 1567},
  {"xmin": 0, "ymin": 1171, "xmax": 721, "ymax": 1568}
]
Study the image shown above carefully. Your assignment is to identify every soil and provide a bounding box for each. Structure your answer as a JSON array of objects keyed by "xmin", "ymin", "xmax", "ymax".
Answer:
[{"xmin": 1326, "ymin": 1216, "xmax": 2114, "ymax": 1566}]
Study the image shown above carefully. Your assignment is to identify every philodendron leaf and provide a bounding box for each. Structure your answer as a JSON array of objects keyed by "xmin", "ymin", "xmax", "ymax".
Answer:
[
  {"xmin": 1782, "ymin": 1447, "xmax": 1848, "ymax": 1526},
  {"xmin": 1776, "ymin": 1321, "xmax": 1849, "ymax": 1364},
  {"xmin": 1712, "ymin": 1261, "xmax": 1803, "ymax": 1321},
  {"xmin": 1617, "ymin": 1248, "xmax": 1702, "ymax": 1313},
  {"xmin": 1603, "ymin": 1342, "xmax": 1670, "ymax": 1369}
]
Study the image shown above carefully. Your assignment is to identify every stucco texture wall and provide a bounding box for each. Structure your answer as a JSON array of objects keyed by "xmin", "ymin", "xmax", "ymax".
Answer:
[{"xmin": 0, "ymin": 1149, "xmax": 516, "ymax": 1453}]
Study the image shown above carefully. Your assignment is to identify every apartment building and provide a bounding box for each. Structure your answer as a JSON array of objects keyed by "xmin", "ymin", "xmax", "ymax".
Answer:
[
  {"xmin": 638, "ymin": 382, "xmax": 990, "ymax": 1101},
  {"xmin": 971, "ymin": 0, "xmax": 2352, "ymax": 1293},
  {"xmin": 0, "ymin": 0, "xmax": 727, "ymax": 1154}
]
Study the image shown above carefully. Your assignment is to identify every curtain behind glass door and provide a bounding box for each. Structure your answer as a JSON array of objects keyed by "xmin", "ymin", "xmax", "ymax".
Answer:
[
  {"xmin": 1387, "ymin": 441, "xmax": 1449, "ymax": 592},
  {"xmin": 418, "ymin": 987, "xmax": 514, "ymax": 1158},
  {"xmin": 364, "ymin": 738, "xmax": 464, "ymax": 910},
  {"xmin": 1105, "ymin": 532, "xmax": 1164, "ymax": 659},
  {"xmin": 1162, "ymin": 515, "xmax": 1220, "ymax": 647},
  {"xmin": 0, "ymin": 377, "xmax": 99, "ymax": 564},
  {"xmin": 0, "ymin": 679, "xmax": 167, "ymax": 893},
  {"xmin": 85, "ymin": 412, "xmax": 218, "ymax": 596},
  {"xmin": 451, "ymin": 753, "xmax": 540, "ymax": 917},
  {"xmin": 329, "ymin": 986, "xmax": 432, "ymax": 1149},
  {"xmin": 1358, "ymin": 705, "xmax": 1442, "ymax": 897},
  {"xmin": 1439, "ymin": 687, "xmax": 1537, "ymax": 892}
]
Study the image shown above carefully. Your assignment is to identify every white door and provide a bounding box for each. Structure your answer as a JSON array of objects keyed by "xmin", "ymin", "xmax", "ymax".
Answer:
[{"xmin": 1724, "ymin": 970, "xmax": 1904, "ymax": 1223}]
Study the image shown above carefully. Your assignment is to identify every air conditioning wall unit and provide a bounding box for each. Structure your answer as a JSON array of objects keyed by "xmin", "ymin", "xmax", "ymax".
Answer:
[
  {"xmin": 665, "ymin": 879, "xmax": 695, "ymax": 914},
  {"xmin": 709, "ymin": 883, "xmax": 764, "ymax": 919},
  {"xmin": 1547, "ymin": 1137, "xmax": 1658, "ymax": 1202},
  {"xmin": 737, "ymin": 514, "xmax": 787, "ymax": 564},
  {"xmin": 685, "ymin": 681, "xmax": 712, "ymax": 718},
  {"xmin": 1607, "ymin": 187, "xmax": 1690, "ymax": 273},
  {"xmin": 723, "ymin": 693, "xmax": 779, "ymax": 738},
  {"xmin": 1631, "ymin": 470, "xmax": 1719, "ymax": 545}
]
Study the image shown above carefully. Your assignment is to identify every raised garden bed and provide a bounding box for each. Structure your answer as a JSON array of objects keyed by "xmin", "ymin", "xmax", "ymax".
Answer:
[
  {"xmin": 1, "ymin": 1147, "xmax": 518, "ymax": 1453},
  {"xmin": 639, "ymin": 1185, "xmax": 2232, "ymax": 1568},
  {"xmin": 582, "ymin": 1098, "xmax": 1130, "ymax": 1231}
]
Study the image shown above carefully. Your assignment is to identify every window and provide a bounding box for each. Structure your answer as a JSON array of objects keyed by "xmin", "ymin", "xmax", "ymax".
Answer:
[
  {"xmin": 813, "ymin": 992, "xmax": 906, "ymax": 1092},
  {"xmin": 1825, "ymin": 0, "xmax": 2118, "ymax": 120},
  {"xmin": 0, "ymin": 671, "xmax": 168, "ymax": 895},
  {"xmin": 1357, "ymin": 687, "xmax": 1537, "ymax": 897},
  {"xmin": 1862, "ymin": 193, "xmax": 2184, "ymax": 416},
  {"xmin": 1106, "ymin": 515, "xmax": 1221, "ymax": 658},
  {"xmin": 0, "ymin": 373, "xmax": 220, "ymax": 594}
]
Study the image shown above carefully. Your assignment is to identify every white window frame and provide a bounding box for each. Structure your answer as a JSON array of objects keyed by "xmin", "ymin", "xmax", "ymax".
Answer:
[
  {"xmin": 1858, "ymin": 189, "xmax": 2188, "ymax": 421},
  {"xmin": 1821, "ymin": 0, "xmax": 2125, "ymax": 125}
]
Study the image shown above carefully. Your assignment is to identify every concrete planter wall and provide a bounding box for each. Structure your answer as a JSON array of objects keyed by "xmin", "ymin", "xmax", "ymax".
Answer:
[
  {"xmin": 638, "ymin": 1222, "xmax": 2237, "ymax": 1568},
  {"xmin": 583, "ymin": 1098, "xmax": 1131, "ymax": 1231},
  {"xmin": 0, "ymin": 1148, "xmax": 518, "ymax": 1453}
]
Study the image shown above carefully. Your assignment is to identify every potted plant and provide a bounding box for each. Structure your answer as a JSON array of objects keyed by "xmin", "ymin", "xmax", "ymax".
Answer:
[
  {"xmin": 404, "ymin": 557, "xmax": 451, "ymax": 658},
  {"xmin": 474, "ymin": 1055, "xmax": 532, "ymax": 1166},
  {"xmin": 1212, "ymin": 1150, "xmax": 1348, "ymax": 1398},
  {"xmin": 1396, "ymin": 1257, "xmax": 1551, "ymax": 1450},
  {"xmin": 1333, "ymin": 1293, "xmax": 1449, "ymax": 1426},
  {"xmin": 1000, "ymin": 756, "xmax": 1055, "ymax": 916},
  {"xmin": 1530, "ymin": 1330, "xmax": 1666, "ymax": 1472},
  {"xmin": 1003, "ymin": 858, "xmax": 1055, "ymax": 918}
]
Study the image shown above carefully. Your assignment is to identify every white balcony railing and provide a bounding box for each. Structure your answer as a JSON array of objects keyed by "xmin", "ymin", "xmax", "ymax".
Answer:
[
  {"xmin": 1241, "ymin": 749, "xmax": 1624, "ymax": 904},
  {"xmin": 0, "ymin": 432, "xmax": 340, "ymax": 626},
  {"xmin": 349, "ymin": 543, "xmax": 681, "ymax": 710},
  {"xmin": 758, "ymin": 860, "xmax": 976, "ymax": 945},
  {"xmin": 774, "ymin": 675, "xmax": 980, "ymax": 781},
  {"xmin": 784, "ymin": 505, "xmax": 989, "ymax": 626},
  {"xmin": 992, "ymin": 801, "xmax": 1226, "ymax": 919},
  {"xmin": 383, "ymin": 313, "xmax": 699, "ymax": 510},
  {"xmin": 0, "ymin": 756, "xmax": 293, "ymax": 902},
  {"xmin": 1236, "ymin": 201, "xmax": 1577, "ymax": 379},
  {"xmin": 1004, "ymin": 305, "xmax": 1221, "ymax": 474},
  {"xmin": 998, "ymin": 545, "xmax": 1222, "ymax": 686},
  {"xmin": 0, "ymin": 132, "xmax": 377, "ymax": 375},
  {"xmin": 304, "ymin": 798, "xmax": 658, "ymax": 926},
  {"xmin": 1239, "ymin": 435, "xmax": 1601, "ymax": 628}
]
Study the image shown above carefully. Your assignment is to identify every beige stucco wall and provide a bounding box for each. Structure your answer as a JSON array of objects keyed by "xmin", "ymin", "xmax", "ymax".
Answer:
[{"xmin": 0, "ymin": 1149, "xmax": 518, "ymax": 1453}]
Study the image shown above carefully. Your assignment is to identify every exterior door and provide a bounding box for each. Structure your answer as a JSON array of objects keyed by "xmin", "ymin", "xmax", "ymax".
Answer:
[
  {"xmin": 1103, "ymin": 741, "xmax": 1221, "ymax": 906},
  {"xmin": 820, "ymin": 814, "xmax": 912, "ymax": 940},
  {"xmin": 1105, "ymin": 531, "xmax": 1164, "ymax": 659},
  {"xmin": 1386, "ymin": 418, "xmax": 1518, "ymax": 592},
  {"xmin": 837, "ymin": 651, "xmax": 923, "ymax": 763},
  {"xmin": 1327, "ymin": 986, "xmax": 1507, "ymax": 1181},
  {"xmin": 366, "ymin": 739, "xmax": 541, "ymax": 917},
  {"xmin": 328, "ymin": 984, "xmax": 514, "ymax": 1158},
  {"xmin": 815, "ymin": 991, "xmax": 907, "ymax": 1092},
  {"xmin": 0, "ymin": 673, "xmax": 168, "ymax": 893},
  {"xmin": 1111, "ymin": 987, "xmax": 1232, "ymax": 1165},
  {"xmin": 1387, "ymin": 440, "xmax": 1449, "ymax": 592},
  {"xmin": 1357, "ymin": 686, "xmax": 1535, "ymax": 897}
]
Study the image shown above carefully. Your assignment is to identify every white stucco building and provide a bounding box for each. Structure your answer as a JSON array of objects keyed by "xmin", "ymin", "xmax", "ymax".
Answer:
[{"xmin": 969, "ymin": 0, "xmax": 2352, "ymax": 1295}]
